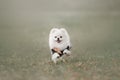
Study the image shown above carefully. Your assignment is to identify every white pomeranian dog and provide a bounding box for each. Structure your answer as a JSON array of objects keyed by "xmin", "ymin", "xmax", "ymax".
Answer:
[{"xmin": 49, "ymin": 28, "xmax": 71, "ymax": 63}]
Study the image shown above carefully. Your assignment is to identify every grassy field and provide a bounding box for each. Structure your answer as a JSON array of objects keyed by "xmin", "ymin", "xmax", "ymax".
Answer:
[
  {"xmin": 0, "ymin": 13, "xmax": 120, "ymax": 80},
  {"xmin": 0, "ymin": 0, "xmax": 120, "ymax": 80}
]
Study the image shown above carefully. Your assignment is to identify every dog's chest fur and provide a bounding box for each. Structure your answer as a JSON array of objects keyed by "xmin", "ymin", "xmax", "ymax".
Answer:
[{"xmin": 51, "ymin": 41, "xmax": 68, "ymax": 50}]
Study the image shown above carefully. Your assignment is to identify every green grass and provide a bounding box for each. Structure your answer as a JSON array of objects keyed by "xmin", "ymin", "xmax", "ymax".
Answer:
[{"xmin": 0, "ymin": 14, "xmax": 120, "ymax": 80}]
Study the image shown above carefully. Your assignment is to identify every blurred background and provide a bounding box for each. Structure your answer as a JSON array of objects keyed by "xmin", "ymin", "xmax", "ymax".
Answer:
[{"xmin": 0, "ymin": 0, "xmax": 120, "ymax": 80}]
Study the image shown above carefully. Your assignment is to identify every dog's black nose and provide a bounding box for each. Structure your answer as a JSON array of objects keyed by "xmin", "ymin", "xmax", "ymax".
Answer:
[{"xmin": 57, "ymin": 38, "xmax": 60, "ymax": 41}]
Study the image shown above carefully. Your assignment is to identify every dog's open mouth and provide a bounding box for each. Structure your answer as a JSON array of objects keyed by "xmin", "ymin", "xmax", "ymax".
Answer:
[{"xmin": 56, "ymin": 40, "xmax": 61, "ymax": 43}]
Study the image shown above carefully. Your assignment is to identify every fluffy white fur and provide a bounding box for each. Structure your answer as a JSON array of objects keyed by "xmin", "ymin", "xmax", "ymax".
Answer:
[
  {"xmin": 51, "ymin": 53, "xmax": 60, "ymax": 64},
  {"xmin": 49, "ymin": 28, "xmax": 71, "ymax": 63}
]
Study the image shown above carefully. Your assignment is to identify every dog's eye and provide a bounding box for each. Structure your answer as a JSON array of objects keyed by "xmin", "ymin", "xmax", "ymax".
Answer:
[
  {"xmin": 54, "ymin": 36, "xmax": 57, "ymax": 38},
  {"xmin": 60, "ymin": 36, "xmax": 62, "ymax": 38}
]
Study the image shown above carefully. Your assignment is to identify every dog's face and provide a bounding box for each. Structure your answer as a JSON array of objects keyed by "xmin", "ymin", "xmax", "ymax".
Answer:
[
  {"xmin": 52, "ymin": 31, "xmax": 64, "ymax": 43},
  {"xmin": 50, "ymin": 28, "xmax": 67, "ymax": 44}
]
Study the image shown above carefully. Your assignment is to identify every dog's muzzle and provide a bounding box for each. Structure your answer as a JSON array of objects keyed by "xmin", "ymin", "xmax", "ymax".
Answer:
[{"xmin": 57, "ymin": 38, "xmax": 61, "ymax": 43}]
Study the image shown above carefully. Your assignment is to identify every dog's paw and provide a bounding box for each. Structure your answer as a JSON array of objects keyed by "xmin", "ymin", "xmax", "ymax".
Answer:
[
  {"xmin": 63, "ymin": 49, "xmax": 71, "ymax": 56},
  {"xmin": 52, "ymin": 53, "xmax": 60, "ymax": 64}
]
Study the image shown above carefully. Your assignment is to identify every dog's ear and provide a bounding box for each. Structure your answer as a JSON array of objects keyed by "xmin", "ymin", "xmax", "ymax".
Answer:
[{"xmin": 50, "ymin": 28, "xmax": 58, "ymax": 34}]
